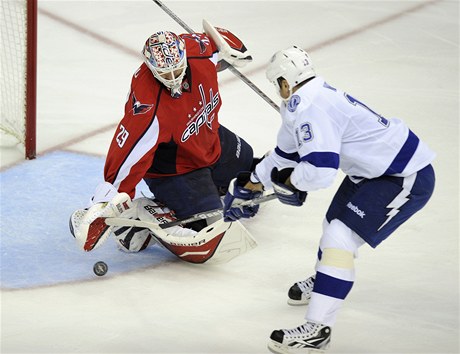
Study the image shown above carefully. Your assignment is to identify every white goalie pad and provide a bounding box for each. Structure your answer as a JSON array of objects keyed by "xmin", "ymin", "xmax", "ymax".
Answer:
[
  {"xmin": 114, "ymin": 197, "xmax": 189, "ymax": 253},
  {"xmin": 105, "ymin": 215, "xmax": 257, "ymax": 265},
  {"xmin": 158, "ymin": 219, "xmax": 257, "ymax": 265},
  {"xmin": 113, "ymin": 226, "xmax": 155, "ymax": 253},
  {"xmin": 71, "ymin": 192, "xmax": 258, "ymax": 263}
]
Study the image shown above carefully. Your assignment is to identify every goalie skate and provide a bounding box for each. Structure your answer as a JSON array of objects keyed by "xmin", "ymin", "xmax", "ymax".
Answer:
[
  {"xmin": 268, "ymin": 321, "xmax": 331, "ymax": 354},
  {"xmin": 288, "ymin": 276, "xmax": 315, "ymax": 306}
]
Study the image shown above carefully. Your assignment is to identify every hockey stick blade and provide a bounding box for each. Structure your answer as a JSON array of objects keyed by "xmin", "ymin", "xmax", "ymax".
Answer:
[{"xmin": 104, "ymin": 192, "xmax": 277, "ymax": 230}]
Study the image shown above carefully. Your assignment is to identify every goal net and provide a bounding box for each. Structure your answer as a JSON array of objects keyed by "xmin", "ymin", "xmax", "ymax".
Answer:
[{"xmin": 1, "ymin": 0, "xmax": 37, "ymax": 159}]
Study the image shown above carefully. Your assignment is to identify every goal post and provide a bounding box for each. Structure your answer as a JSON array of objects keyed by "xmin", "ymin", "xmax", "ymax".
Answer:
[{"xmin": 1, "ymin": 0, "xmax": 37, "ymax": 160}]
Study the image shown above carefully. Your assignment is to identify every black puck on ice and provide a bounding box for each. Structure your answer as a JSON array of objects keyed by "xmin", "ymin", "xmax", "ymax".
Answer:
[{"xmin": 93, "ymin": 261, "xmax": 108, "ymax": 276}]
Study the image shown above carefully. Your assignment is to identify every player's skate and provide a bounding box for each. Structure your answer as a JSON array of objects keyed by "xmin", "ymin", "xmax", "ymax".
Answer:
[
  {"xmin": 288, "ymin": 276, "xmax": 315, "ymax": 305},
  {"xmin": 268, "ymin": 321, "xmax": 331, "ymax": 354}
]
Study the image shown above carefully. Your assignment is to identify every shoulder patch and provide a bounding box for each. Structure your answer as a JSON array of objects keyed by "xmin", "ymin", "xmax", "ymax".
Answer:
[
  {"xmin": 131, "ymin": 92, "xmax": 153, "ymax": 115},
  {"xmin": 182, "ymin": 33, "xmax": 210, "ymax": 55},
  {"xmin": 288, "ymin": 95, "xmax": 301, "ymax": 112}
]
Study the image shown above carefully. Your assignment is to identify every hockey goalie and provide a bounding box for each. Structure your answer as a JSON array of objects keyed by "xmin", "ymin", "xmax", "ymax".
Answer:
[{"xmin": 69, "ymin": 20, "xmax": 261, "ymax": 265}]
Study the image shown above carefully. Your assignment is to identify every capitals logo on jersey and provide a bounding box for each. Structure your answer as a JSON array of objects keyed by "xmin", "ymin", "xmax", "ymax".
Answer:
[
  {"xmin": 131, "ymin": 92, "xmax": 153, "ymax": 115},
  {"xmin": 181, "ymin": 84, "xmax": 219, "ymax": 142}
]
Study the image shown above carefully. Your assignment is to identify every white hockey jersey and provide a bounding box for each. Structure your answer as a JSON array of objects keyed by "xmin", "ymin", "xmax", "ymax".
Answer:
[{"xmin": 254, "ymin": 77, "xmax": 436, "ymax": 192}]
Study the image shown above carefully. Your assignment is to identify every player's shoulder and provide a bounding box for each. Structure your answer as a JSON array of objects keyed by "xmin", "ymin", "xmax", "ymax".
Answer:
[
  {"xmin": 288, "ymin": 77, "xmax": 337, "ymax": 112},
  {"xmin": 132, "ymin": 63, "xmax": 155, "ymax": 84},
  {"xmin": 130, "ymin": 63, "xmax": 161, "ymax": 99},
  {"xmin": 284, "ymin": 91, "xmax": 314, "ymax": 117},
  {"xmin": 181, "ymin": 33, "xmax": 216, "ymax": 58}
]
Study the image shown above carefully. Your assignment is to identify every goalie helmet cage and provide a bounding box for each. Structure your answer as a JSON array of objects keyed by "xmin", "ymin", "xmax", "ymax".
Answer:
[{"xmin": 1, "ymin": 0, "xmax": 37, "ymax": 159}]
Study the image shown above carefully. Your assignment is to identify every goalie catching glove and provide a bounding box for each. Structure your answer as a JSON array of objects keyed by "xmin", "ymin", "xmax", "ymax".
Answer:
[
  {"xmin": 69, "ymin": 191, "xmax": 133, "ymax": 252},
  {"xmin": 271, "ymin": 168, "xmax": 308, "ymax": 206},
  {"xmin": 69, "ymin": 181, "xmax": 192, "ymax": 252},
  {"xmin": 203, "ymin": 19, "xmax": 252, "ymax": 69},
  {"xmin": 223, "ymin": 172, "xmax": 262, "ymax": 222}
]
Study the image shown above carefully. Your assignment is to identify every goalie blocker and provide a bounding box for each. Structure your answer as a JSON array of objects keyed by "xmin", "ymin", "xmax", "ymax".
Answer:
[
  {"xmin": 202, "ymin": 19, "xmax": 253, "ymax": 71},
  {"xmin": 70, "ymin": 193, "xmax": 257, "ymax": 265}
]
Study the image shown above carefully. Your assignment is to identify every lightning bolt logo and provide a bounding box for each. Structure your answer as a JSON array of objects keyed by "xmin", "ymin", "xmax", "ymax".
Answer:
[{"xmin": 377, "ymin": 174, "xmax": 416, "ymax": 231}]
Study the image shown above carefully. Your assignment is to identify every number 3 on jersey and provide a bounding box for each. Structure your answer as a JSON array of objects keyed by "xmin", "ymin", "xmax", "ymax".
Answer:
[
  {"xmin": 296, "ymin": 122, "xmax": 314, "ymax": 147},
  {"xmin": 116, "ymin": 124, "xmax": 129, "ymax": 148}
]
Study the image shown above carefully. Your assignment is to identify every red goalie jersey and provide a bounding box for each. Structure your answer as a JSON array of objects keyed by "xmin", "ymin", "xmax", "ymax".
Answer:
[{"xmin": 104, "ymin": 33, "xmax": 222, "ymax": 198}]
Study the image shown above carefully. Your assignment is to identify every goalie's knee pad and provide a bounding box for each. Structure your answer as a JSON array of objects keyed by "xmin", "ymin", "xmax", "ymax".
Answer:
[
  {"xmin": 135, "ymin": 197, "xmax": 177, "ymax": 225},
  {"xmin": 113, "ymin": 226, "xmax": 155, "ymax": 253}
]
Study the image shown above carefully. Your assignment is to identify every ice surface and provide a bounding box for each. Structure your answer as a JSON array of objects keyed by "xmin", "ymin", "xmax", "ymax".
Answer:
[{"xmin": 1, "ymin": 1, "xmax": 458, "ymax": 353}]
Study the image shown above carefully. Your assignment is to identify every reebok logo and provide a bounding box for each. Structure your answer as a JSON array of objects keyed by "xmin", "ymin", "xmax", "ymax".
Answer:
[{"xmin": 347, "ymin": 202, "xmax": 366, "ymax": 218}]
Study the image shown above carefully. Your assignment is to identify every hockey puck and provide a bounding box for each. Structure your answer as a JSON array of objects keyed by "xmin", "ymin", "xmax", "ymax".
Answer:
[{"xmin": 93, "ymin": 261, "xmax": 108, "ymax": 276}]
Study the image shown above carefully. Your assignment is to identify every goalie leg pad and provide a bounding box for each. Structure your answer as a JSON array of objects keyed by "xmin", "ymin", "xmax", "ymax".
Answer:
[
  {"xmin": 157, "ymin": 219, "xmax": 257, "ymax": 264},
  {"xmin": 113, "ymin": 197, "xmax": 179, "ymax": 252},
  {"xmin": 113, "ymin": 226, "xmax": 156, "ymax": 253},
  {"xmin": 103, "ymin": 199, "xmax": 258, "ymax": 263}
]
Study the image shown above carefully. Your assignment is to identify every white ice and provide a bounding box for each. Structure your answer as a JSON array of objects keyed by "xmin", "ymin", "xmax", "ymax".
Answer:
[{"xmin": 0, "ymin": 1, "xmax": 458, "ymax": 354}]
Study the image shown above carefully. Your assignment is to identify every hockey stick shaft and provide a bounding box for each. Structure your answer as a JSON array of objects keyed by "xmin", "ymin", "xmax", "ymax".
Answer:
[
  {"xmin": 152, "ymin": 0, "xmax": 280, "ymax": 112},
  {"xmin": 105, "ymin": 192, "xmax": 277, "ymax": 230}
]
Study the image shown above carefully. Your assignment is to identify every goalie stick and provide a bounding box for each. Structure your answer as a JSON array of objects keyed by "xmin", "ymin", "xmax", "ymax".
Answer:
[
  {"xmin": 104, "ymin": 192, "xmax": 277, "ymax": 230},
  {"xmin": 152, "ymin": 0, "xmax": 280, "ymax": 112}
]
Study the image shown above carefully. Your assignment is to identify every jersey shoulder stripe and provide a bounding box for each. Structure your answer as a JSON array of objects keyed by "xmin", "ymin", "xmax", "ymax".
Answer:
[
  {"xmin": 300, "ymin": 151, "xmax": 339, "ymax": 169},
  {"xmin": 275, "ymin": 146, "xmax": 300, "ymax": 162}
]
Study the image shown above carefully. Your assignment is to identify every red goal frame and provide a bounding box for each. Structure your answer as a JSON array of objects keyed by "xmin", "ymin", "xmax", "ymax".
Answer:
[{"xmin": 25, "ymin": 0, "xmax": 37, "ymax": 159}]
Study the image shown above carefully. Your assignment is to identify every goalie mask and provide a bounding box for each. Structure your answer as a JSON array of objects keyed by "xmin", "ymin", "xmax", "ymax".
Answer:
[
  {"xmin": 266, "ymin": 46, "xmax": 315, "ymax": 102},
  {"xmin": 142, "ymin": 31, "xmax": 187, "ymax": 98}
]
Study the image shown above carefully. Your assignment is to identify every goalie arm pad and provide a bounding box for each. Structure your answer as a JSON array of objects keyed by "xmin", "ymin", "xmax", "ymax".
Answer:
[{"xmin": 203, "ymin": 19, "xmax": 252, "ymax": 69}]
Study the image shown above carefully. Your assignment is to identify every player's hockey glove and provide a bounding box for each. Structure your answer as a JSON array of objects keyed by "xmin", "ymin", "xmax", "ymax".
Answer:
[
  {"xmin": 271, "ymin": 168, "xmax": 307, "ymax": 206},
  {"xmin": 223, "ymin": 172, "xmax": 262, "ymax": 222}
]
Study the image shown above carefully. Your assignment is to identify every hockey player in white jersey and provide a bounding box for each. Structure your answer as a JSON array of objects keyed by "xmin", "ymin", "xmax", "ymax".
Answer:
[{"xmin": 223, "ymin": 46, "xmax": 436, "ymax": 353}]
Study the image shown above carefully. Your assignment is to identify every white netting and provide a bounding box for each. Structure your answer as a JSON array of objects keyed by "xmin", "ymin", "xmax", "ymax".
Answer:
[{"xmin": 0, "ymin": 0, "xmax": 28, "ymax": 146}]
